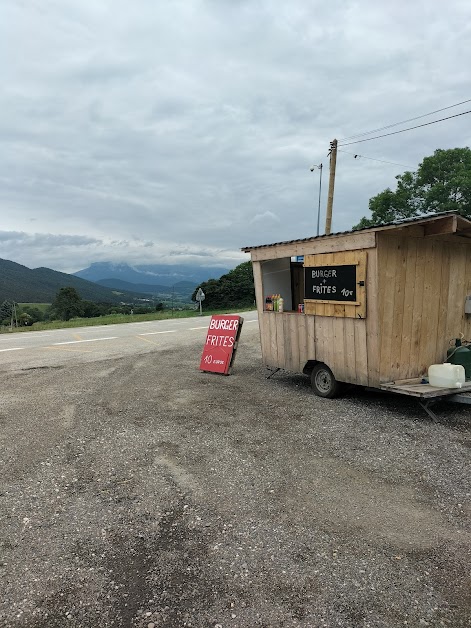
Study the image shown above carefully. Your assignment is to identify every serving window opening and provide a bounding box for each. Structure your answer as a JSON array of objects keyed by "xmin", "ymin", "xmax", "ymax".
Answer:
[
  {"xmin": 260, "ymin": 251, "xmax": 367, "ymax": 318},
  {"xmin": 260, "ymin": 257, "xmax": 305, "ymax": 313}
]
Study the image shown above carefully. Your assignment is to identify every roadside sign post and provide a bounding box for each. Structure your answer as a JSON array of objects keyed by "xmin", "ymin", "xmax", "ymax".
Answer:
[
  {"xmin": 195, "ymin": 288, "xmax": 205, "ymax": 316},
  {"xmin": 200, "ymin": 315, "xmax": 243, "ymax": 375}
]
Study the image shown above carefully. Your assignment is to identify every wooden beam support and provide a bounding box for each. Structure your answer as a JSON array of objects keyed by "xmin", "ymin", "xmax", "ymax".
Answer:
[
  {"xmin": 248, "ymin": 232, "xmax": 376, "ymax": 262},
  {"xmin": 423, "ymin": 215, "xmax": 456, "ymax": 236}
]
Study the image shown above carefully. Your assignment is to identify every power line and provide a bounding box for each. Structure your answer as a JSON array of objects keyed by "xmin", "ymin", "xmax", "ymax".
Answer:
[
  {"xmin": 338, "ymin": 109, "xmax": 471, "ymax": 147},
  {"xmin": 338, "ymin": 98, "xmax": 471, "ymax": 142},
  {"xmin": 338, "ymin": 148, "xmax": 413, "ymax": 169}
]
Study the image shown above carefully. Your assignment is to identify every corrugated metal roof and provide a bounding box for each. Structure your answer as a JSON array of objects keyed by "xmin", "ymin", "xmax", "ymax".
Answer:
[{"xmin": 241, "ymin": 211, "xmax": 470, "ymax": 251}]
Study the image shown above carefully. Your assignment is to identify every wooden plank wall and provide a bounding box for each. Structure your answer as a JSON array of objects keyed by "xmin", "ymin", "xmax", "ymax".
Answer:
[
  {"xmin": 377, "ymin": 233, "xmax": 471, "ymax": 383},
  {"xmin": 258, "ymin": 312, "xmax": 370, "ymax": 386},
  {"xmin": 252, "ymin": 261, "xmax": 268, "ymax": 359}
]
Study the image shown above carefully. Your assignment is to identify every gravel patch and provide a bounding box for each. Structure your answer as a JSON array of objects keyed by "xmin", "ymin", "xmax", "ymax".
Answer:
[{"xmin": 0, "ymin": 326, "xmax": 470, "ymax": 627}]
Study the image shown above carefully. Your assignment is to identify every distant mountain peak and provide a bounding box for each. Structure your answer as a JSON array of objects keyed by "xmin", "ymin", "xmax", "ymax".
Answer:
[{"xmin": 74, "ymin": 262, "xmax": 230, "ymax": 287}]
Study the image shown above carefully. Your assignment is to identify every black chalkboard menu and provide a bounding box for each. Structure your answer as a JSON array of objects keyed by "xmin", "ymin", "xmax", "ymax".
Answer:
[{"xmin": 304, "ymin": 264, "xmax": 357, "ymax": 302}]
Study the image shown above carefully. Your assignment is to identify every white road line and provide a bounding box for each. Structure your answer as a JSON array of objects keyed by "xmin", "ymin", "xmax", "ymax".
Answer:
[
  {"xmin": 53, "ymin": 337, "xmax": 118, "ymax": 346},
  {"xmin": 138, "ymin": 332, "xmax": 161, "ymax": 336},
  {"xmin": 154, "ymin": 330, "xmax": 177, "ymax": 334},
  {"xmin": 0, "ymin": 333, "xmax": 53, "ymax": 341},
  {"xmin": 0, "ymin": 347, "xmax": 25, "ymax": 352},
  {"xmin": 245, "ymin": 320, "xmax": 258, "ymax": 323}
]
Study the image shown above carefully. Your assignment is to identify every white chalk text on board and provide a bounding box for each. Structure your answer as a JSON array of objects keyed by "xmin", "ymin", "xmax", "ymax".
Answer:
[{"xmin": 304, "ymin": 264, "xmax": 357, "ymax": 302}]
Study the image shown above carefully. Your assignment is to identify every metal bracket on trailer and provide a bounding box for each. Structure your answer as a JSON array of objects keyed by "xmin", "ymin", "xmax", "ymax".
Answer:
[
  {"xmin": 422, "ymin": 391, "xmax": 471, "ymax": 421},
  {"xmin": 419, "ymin": 399, "xmax": 439, "ymax": 422},
  {"xmin": 446, "ymin": 392, "xmax": 471, "ymax": 406}
]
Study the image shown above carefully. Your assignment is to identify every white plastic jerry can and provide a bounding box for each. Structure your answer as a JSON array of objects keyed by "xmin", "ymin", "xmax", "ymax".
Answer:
[{"xmin": 428, "ymin": 363, "xmax": 466, "ymax": 388}]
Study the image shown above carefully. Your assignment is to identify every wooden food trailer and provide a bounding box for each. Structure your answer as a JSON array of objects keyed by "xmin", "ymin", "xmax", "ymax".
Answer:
[{"xmin": 242, "ymin": 212, "xmax": 471, "ymax": 410}]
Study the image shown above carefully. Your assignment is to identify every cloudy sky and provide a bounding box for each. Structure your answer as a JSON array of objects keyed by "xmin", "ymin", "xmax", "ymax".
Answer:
[{"xmin": 1, "ymin": 0, "xmax": 470, "ymax": 273}]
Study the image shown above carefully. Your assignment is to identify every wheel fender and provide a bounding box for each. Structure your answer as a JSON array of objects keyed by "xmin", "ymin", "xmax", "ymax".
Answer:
[
  {"xmin": 303, "ymin": 359, "xmax": 320, "ymax": 376},
  {"xmin": 303, "ymin": 360, "xmax": 337, "ymax": 380}
]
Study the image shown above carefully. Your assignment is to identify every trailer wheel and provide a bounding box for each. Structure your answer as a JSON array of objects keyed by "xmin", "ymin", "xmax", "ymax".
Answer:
[{"xmin": 310, "ymin": 363, "xmax": 340, "ymax": 398}]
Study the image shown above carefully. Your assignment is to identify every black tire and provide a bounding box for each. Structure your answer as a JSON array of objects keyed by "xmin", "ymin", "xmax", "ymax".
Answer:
[{"xmin": 310, "ymin": 363, "xmax": 341, "ymax": 398}]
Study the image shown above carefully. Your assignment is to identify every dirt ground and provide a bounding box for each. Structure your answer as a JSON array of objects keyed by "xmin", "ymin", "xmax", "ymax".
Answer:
[{"xmin": 1, "ymin": 324, "xmax": 470, "ymax": 627}]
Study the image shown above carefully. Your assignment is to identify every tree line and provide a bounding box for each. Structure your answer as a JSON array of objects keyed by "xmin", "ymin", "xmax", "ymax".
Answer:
[
  {"xmin": 191, "ymin": 261, "xmax": 255, "ymax": 309},
  {"xmin": 0, "ymin": 288, "xmax": 165, "ymax": 327}
]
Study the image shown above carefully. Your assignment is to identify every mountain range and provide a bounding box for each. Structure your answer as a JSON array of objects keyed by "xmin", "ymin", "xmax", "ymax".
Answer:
[
  {"xmin": 73, "ymin": 262, "xmax": 229, "ymax": 286},
  {"xmin": 95, "ymin": 278, "xmax": 196, "ymax": 297},
  {"xmin": 0, "ymin": 258, "xmax": 148, "ymax": 304}
]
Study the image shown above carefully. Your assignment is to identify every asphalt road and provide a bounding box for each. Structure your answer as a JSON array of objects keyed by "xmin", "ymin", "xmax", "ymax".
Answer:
[
  {"xmin": 0, "ymin": 313, "xmax": 259, "ymax": 371},
  {"xmin": 1, "ymin": 314, "xmax": 470, "ymax": 627}
]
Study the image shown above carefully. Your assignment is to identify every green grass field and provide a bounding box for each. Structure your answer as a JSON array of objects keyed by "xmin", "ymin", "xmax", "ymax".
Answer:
[
  {"xmin": 1, "ymin": 307, "xmax": 255, "ymax": 334},
  {"xmin": 19, "ymin": 303, "xmax": 51, "ymax": 312}
]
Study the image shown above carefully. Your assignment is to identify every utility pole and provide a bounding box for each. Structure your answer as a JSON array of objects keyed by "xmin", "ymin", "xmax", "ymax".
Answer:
[
  {"xmin": 316, "ymin": 163, "xmax": 323, "ymax": 237},
  {"xmin": 310, "ymin": 163, "xmax": 323, "ymax": 236},
  {"xmin": 10, "ymin": 302, "xmax": 18, "ymax": 330},
  {"xmin": 325, "ymin": 139, "xmax": 338, "ymax": 235}
]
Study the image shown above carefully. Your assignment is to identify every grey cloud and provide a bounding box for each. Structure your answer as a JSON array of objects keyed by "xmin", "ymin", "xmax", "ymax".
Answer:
[
  {"xmin": 1, "ymin": 0, "xmax": 470, "ymax": 273},
  {"xmin": 0, "ymin": 226, "xmax": 245, "ymax": 273},
  {"xmin": 109, "ymin": 240, "xmax": 131, "ymax": 247},
  {"xmin": 167, "ymin": 250, "xmax": 213, "ymax": 258},
  {"xmin": 0, "ymin": 231, "xmax": 29, "ymax": 243},
  {"xmin": 250, "ymin": 211, "xmax": 280, "ymax": 224},
  {"xmin": 0, "ymin": 231, "xmax": 99, "ymax": 246},
  {"xmin": 66, "ymin": 56, "xmax": 141, "ymax": 85}
]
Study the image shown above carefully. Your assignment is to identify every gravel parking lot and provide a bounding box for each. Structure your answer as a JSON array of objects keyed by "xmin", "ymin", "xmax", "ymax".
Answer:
[{"xmin": 1, "ymin": 324, "xmax": 470, "ymax": 627}]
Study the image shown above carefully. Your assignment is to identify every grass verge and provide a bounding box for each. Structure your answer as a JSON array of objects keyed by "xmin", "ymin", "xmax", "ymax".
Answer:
[{"xmin": 1, "ymin": 307, "xmax": 255, "ymax": 334}]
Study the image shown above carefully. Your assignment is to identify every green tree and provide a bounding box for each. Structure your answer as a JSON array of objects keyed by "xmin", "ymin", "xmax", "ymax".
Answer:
[
  {"xmin": 354, "ymin": 147, "xmax": 471, "ymax": 229},
  {"xmin": 192, "ymin": 261, "xmax": 255, "ymax": 309},
  {"xmin": 19, "ymin": 312, "xmax": 33, "ymax": 326},
  {"xmin": 51, "ymin": 287, "xmax": 83, "ymax": 321},
  {"xmin": 0, "ymin": 300, "xmax": 14, "ymax": 324},
  {"xmin": 81, "ymin": 300, "xmax": 102, "ymax": 318},
  {"xmin": 21, "ymin": 306, "xmax": 45, "ymax": 324}
]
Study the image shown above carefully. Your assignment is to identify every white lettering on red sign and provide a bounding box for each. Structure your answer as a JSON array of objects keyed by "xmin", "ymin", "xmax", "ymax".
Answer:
[
  {"xmin": 205, "ymin": 334, "xmax": 235, "ymax": 347},
  {"xmin": 209, "ymin": 318, "xmax": 239, "ymax": 331}
]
